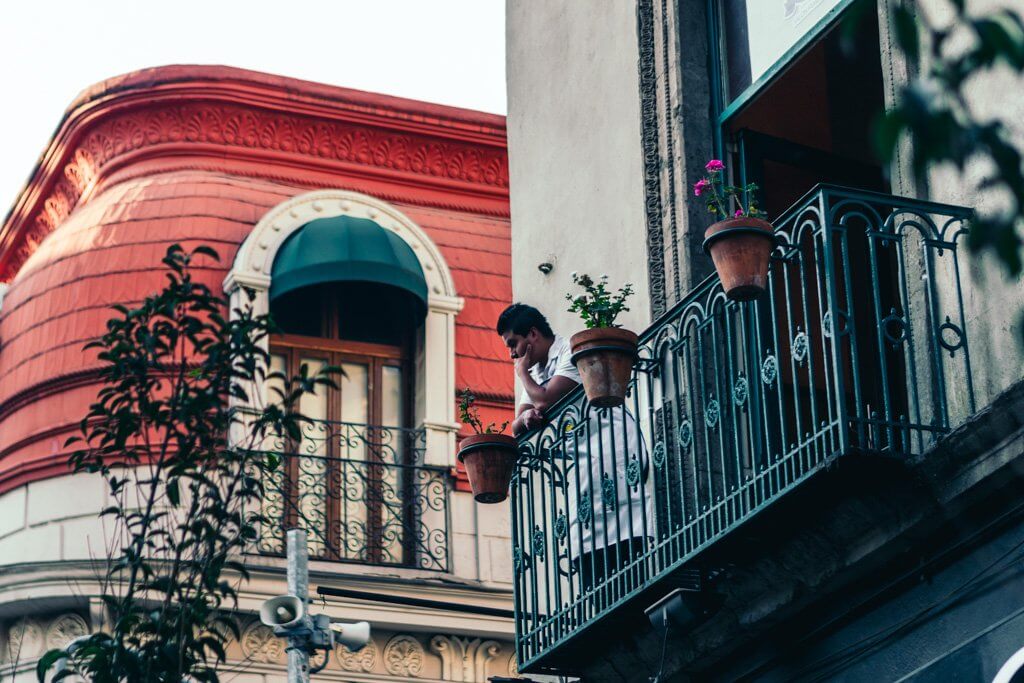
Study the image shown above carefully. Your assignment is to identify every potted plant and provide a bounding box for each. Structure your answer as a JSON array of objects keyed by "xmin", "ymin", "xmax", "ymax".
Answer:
[
  {"xmin": 456, "ymin": 389, "xmax": 517, "ymax": 504},
  {"xmin": 696, "ymin": 159, "xmax": 777, "ymax": 301},
  {"xmin": 566, "ymin": 273, "xmax": 636, "ymax": 408}
]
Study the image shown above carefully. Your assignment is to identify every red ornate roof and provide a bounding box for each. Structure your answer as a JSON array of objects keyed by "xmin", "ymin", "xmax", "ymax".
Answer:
[{"xmin": 0, "ymin": 66, "xmax": 512, "ymax": 493}]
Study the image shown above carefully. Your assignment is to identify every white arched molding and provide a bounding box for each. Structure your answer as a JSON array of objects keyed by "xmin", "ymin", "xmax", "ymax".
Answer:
[{"xmin": 224, "ymin": 189, "xmax": 465, "ymax": 467}]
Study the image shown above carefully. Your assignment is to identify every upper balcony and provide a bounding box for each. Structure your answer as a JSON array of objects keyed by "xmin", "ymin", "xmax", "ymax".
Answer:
[{"xmin": 511, "ymin": 185, "xmax": 976, "ymax": 673}]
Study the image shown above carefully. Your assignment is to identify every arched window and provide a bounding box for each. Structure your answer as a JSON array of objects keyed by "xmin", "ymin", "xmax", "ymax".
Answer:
[{"xmin": 226, "ymin": 191, "xmax": 463, "ymax": 571}]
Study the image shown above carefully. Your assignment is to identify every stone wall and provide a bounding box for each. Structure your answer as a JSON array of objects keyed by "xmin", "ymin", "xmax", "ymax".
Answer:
[
  {"xmin": 879, "ymin": 0, "xmax": 1024, "ymax": 405},
  {"xmin": 0, "ymin": 610, "xmax": 519, "ymax": 682}
]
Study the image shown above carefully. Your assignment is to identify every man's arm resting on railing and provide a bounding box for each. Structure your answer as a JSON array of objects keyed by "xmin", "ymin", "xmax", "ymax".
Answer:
[
  {"xmin": 512, "ymin": 376, "xmax": 579, "ymax": 436},
  {"xmin": 512, "ymin": 344, "xmax": 579, "ymax": 435},
  {"xmin": 511, "ymin": 403, "xmax": 542, "ymax": 437},
  {"xmin": 518, "ymin": 373, "xmax": 579, "ymax": 413}
]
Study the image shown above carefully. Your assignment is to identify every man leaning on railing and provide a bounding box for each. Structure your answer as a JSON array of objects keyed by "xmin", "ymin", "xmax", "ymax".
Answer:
[{"xmin": 497, "ymin": 304, "xmax": 651, "ymax": 596}]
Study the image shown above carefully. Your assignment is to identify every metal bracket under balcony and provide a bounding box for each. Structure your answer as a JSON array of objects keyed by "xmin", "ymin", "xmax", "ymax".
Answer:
[{"xmin": 511, "ymin": 184, "xmax": 976, "ymax": 673}]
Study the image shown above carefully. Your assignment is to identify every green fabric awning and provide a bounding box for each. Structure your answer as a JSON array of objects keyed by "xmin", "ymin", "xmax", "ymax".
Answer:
[{"xmin": 270, "ymin": 215, "xmax": 428, "ymax": 320}]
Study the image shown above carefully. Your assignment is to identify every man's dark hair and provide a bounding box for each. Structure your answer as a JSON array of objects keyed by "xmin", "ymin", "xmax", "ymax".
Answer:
[{"xmin": 496, "ymin": 303, "xmax": 554, "ymax": 339}]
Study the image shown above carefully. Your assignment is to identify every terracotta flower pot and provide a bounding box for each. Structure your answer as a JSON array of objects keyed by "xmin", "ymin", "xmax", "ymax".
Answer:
[
  {"xmin": 569, "ymin": 327, "xmax": 639, "ymax": 408},
  {"xmin": 703, "ymin": 217, "xmax": 776, "ymax": 301},
  {"xmin": 457, "ymin": 433, "xmax": 519, "ymax": 504}
]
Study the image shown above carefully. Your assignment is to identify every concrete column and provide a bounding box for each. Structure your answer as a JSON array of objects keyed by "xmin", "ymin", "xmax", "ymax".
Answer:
[{"xmin": 420, "ymin": 295, "xmax": 463, "ymax": 468}]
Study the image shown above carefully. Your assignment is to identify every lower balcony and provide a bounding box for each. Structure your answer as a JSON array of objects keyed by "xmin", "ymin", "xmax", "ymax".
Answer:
[
  {"xmin": 511, "ymin": 185, "xmax": 976, "ymax": 673},
  {"xmin": 254, "ymin": 420, "xmax": 451, "ymax": 571}
]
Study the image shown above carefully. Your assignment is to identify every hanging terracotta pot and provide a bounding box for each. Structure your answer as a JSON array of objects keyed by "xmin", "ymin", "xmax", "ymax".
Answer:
[
  {"xmin": 703, "ymin": 217, "xmax": 776, "ymax": 301},
  {"xmin": 569, "ymin": 327, "xmax": 638, "ymax": 408},
  {"xmin": 458, "ymin": 434, "xmax": 519, "ymax": 504}
]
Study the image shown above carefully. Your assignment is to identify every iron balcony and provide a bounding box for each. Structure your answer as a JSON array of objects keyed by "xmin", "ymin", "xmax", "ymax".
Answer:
[
  {"xmin": 511, "ymin": 184, "xmax": 976, "ymax": 673},
  {"xmin": 254, "ymin": 420, "xmax": 451, "ymax": 571}
]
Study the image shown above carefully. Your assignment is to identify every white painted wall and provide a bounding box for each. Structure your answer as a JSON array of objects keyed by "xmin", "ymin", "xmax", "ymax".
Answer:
[{"xmin": 505, "ymin": 0, "xmax": 651, "ymax": 338}]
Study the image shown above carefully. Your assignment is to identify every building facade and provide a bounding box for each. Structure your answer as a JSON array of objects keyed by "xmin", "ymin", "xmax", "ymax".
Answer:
[
  {"xmin": 506, "ymin": 0, "xmax": 1024, "ymax": 681},
  {"xmin": 0, "ymin": 66, "xmax": 518, "ymax": 681}
]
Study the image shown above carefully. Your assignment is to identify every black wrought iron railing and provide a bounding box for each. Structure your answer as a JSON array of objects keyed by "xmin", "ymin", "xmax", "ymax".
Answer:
[
  {"xmin": 254, "ymin": 420, "xmax": 450, "ymax": 571},
  {"xmin": 511, "ymin": 185, "xmax": 976, "ymax": 672}
]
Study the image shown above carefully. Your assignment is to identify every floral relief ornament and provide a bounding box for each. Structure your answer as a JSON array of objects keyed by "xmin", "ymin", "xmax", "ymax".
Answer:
[
  {"xmin": 336, "ymin": 636, "xmax": 378, "ymax": 672},
  {"xmin": 5, "ymin": 618, "xmax": 45, "ymax": 662},
  {"xmin": 383, "ymin": 634, "xmax": 425, "ymax": 677},
  {"xmin": 45, "ymin": 613, "xmax": 89, "ymax": 650},
  {"xmin": 8, "ymin": 100, "xmax": 510, "ymax": 278},
  {"xmin": 240, "ymin": 621, "xmax": 285, "ymax": 663}
]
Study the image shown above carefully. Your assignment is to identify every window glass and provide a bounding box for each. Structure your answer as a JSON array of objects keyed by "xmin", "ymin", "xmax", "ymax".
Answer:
[
  {"xmin": 298, "ymin": 358, "xmax": 328, "ymax": 456},
  {"xmin": 381, "ymin": 364, "xmax": 406, "ymax": 467},
  {"xmin": 723, "ymin": 0, "xmax": 847, "ymax": 102},
  {"xmin": 339, "ymin": 362, "xmax": 369, "ymax": 425},
  {"xmin": 297, "ymin": 357, "xmax": 328, "ymax": 556},
  {"xmin": 381, "ymin": 365, "xmax": 404, "ymax": 428},
  {"xmin": 340, "ymin": 362, "xmax": 369, "ymax": 462},
  {"xmin": 267, "ymin": 354, "xmax": 287, "ymax": 408}
]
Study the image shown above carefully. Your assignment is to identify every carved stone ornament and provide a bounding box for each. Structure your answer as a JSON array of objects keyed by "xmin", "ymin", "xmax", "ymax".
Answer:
[
  {"xmin": 507, "ymin": 652, "xmax": 519, "ymax": 676},
  {"xmin": 383, "ymin": 634, "xmax": 425, "ymax": 677},
  {"xmin": 336, "ymin": 636, "xmax": 378, "ymax": 672},
  {"xmin": 5, "ymin": 618, "xmax": 44, "ymax": 662},
  {"xmin": 309, "ymin": 647, "xmax": 328, "ymax": 671},
  {"xmin": 45, "ymin": 613, "xmax": 89, "ymax": 650},
  {"xmin": 240, "ymin": 621, "xmax": 285, "ymax": 664},
  {"xmin": 430, "ymin": 634, "xmax": 503, "ymax": 681},
  {"xmin": 4, "ymin": 98, "xmax": 509, "ymax": 278}
]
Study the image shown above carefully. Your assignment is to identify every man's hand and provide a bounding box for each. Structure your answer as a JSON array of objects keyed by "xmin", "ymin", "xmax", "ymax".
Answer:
[
  {"xmin": 521, "ymin": 408, "xmax": 545, "ymax": 430},
  {"xmin": 514, "ymin": 343, "xmax": 533, "ymax": 379},
  {"xmin": 513, "ymin": 407, "xmax": 545, "ymax": 435}
]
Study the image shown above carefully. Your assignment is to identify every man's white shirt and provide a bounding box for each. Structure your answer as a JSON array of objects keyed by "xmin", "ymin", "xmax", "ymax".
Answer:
[{"xmin": 519, "ymin": 335, "xmax": 652, "ymax": 557}]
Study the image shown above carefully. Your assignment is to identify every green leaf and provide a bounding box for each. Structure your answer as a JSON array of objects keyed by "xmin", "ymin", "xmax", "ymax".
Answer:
[
  {"xmin": 874, "ymin": 110, "xmax": 906, "ymax": 164},
  {"xmin": 167, "ymin": 479, "xmax": 180, "ymax": 506},
  {"xmin": 37, "ymin": 648, "xmax": 67, "ymax": 680},
  {"xmin": 191, "ymin": 245, "xmax": 221, "ymax": 262}
]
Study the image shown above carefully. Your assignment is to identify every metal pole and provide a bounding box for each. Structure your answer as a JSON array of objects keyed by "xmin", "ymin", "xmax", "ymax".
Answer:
[{"xmin": 286, "ymin": 528, "xmax": 310, "ymax": 683}]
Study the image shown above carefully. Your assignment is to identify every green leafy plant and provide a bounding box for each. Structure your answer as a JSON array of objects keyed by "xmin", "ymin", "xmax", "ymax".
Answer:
[
  {"xmin": 566, "ymin": 272, "xmax": 634, "ymax": 329},
  {"xmin": 874, "ymin": 1, "xmax": 1024, "ymax": 276},
  {"xmin": 458, "ymin": 388, "xmax": 510, "ymax": 435},
  {"xmin": 693, "ymin": 159, "xmax": 766, "ymax": 220},
  {"xmin": 863, "ymin": 0, "xmax": 1024, "ymax": 344},
  {"xmin": 37, "ymin": 244, "xmax": 335, "ymax": 683}
]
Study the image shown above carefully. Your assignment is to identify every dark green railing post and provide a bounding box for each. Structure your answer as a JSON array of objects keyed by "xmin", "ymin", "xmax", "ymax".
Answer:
[{"xmin": 819, "ymin": 188, "xmax": 851, "ymax": 455}]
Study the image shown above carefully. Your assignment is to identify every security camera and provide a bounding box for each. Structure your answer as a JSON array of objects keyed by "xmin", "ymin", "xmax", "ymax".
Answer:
[
  {"xmin": 260, "ymin": 595, "xmax": 306, "ymax": 630},
  {"xmin": 330, "ymin": 621, "xmax": 371, "ymax": 651}
]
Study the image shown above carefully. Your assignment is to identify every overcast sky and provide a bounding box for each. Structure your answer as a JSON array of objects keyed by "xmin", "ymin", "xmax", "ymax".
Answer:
[{"xmin": 0, "ymin": 0, "xmax": 506, "ymax": 215}]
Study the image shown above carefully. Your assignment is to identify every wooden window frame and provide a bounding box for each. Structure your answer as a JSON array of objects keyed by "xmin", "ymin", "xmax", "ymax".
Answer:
[{"xmin": 269, "ymin": 325, "xmax": 415, "ymax": 564}]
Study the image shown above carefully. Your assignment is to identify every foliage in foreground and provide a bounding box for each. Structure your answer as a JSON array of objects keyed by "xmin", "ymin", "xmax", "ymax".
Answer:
[
  {"xmin": 875, "ymin": 1, "xmax": 1024, "ymax": 275},
  {"xmin": 37, "ymin": 245, "xmax": 334, "ymax": 682}
]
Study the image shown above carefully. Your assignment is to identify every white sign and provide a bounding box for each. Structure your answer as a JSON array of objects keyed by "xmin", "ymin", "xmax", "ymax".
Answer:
[{"xmin": 745, "ymin": 0, "xmax": 846, "ymax": 83}]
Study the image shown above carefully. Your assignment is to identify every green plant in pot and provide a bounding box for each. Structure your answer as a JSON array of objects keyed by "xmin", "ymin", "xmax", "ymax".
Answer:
[
  {"xmin": 456, "ymin": 389, "xmax": 517, "ymax": 504},
  {"xmin": 566, "ymin": 273, "xmax": 636, "ymax": 408},
  {"xmin": 696, "ymin": 159, "xmax": 777, "ymax": 301}
]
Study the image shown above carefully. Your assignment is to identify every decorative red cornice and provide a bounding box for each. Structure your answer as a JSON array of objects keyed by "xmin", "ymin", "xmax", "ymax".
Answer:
[{"xmin": 0, "ymin": 65, "xmax": 509, "ymax": 282}]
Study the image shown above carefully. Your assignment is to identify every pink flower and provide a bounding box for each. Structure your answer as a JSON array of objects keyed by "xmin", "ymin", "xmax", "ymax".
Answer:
[
  {"xmin": 693, "ymin": 178, "xmax": 710, "ymax": 196},
  {"xmin": 705, "ymin": 159, "xmax": 725, "ymax": 173},
  {"xmin": 734, "ymin": 209, "xmax": 744, "ymax": 217}
]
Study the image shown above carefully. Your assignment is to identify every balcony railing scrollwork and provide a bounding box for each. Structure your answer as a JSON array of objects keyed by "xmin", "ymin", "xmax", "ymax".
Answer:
[
  {"xmin": 253, "ymin": 420, "xmax": 450, "ymax": 572},
  {"xmin": 511, "ymin": 184, "xmax": 976, "ymax": 672}
]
